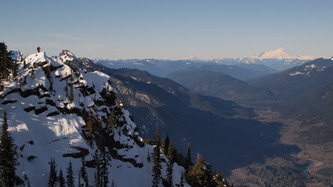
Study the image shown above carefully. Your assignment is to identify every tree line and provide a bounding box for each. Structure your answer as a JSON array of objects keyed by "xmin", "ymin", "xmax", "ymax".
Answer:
[
  {"xmin": 151, "ymin": 129, "xmax": 231, "ymax": 187},
  {"xmin": 0, "ymin": 111, "xmax": 23, "ymax": 186},
  {"xmin": 47, "ymin": 149, "xmax": 111, "ymax": 187},
  {"xmin": 0, "ymin": 42, "xmax": 18, "ymax": 89}
]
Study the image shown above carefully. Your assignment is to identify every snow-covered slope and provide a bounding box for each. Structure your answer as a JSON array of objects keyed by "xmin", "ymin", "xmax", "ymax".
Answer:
[
  {"xmin": 251, "ymin": 48, "xmax": 315, "ymax": 60},
  {"xmin": 0, "ymin": 51, "xmax": 186, "ymax": 186},
  {"xmin": 288, "ymin": 57, "xmax": 333, "ymax": 77}
]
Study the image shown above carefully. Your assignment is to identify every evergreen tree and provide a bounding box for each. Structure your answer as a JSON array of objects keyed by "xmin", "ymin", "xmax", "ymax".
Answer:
[
  {"xmin": 93, "ymin": 148, "xmax": 110, "ymax": 187},
  {"xmin": 152, "ymin": 128, "xmax": 162, "ymax": 187},
  {"xmin": 48, "ymin": 158, "xmax": 57, "ymax": 187},
  {"xmin": 58, "ymin": 169, "xmax": 65, "ymax": 187},
  {"xmin": 0, "ymin": 111, "xmax": 18, "ymax": 187},
  {"xmin": 80, "ymin": 157, "xmax": 89, "ymax": 187},
  {"xmin": 163, "ymin": 135, "xmax": 170, "ymax": 155},
  {"xmin": 185, "ymin": 145, "xmax": 192, "ymax": 172},
  {"xmin": 166, "ymin": 141, "xmax": 174, "ymax": 187},
  {"xmin": 186, "ymin": 154, "xmax": 214, "ymax": 187},
  {"xmin": 66, "ymin": 161, "xmax": 75, "ymax": 187},
  {"xmin": 107, "ymin": 110, "xmax": 117, "ymax": 129},
  {"xmin": 213, "ymin": 171, "xmax": 229, "ymax": 187},
  {"xmin": 100, "ymin": 148, "xmax": 109, "ymax": 187},
  {"xmin": 94, "ymin": 150, "xmax": 102, "ymax": 187},
  {"xmin": 12, "ymin": 60, "xmax": 18, "ymax": 78},
  {"xmin": 85, "ymin": 109, "xmax": 99, "ymax": 137},
  {"xmin": 0, "ymin": 156, "xmax": 4, "ymax": 185},
  {"xmin": 0, "ymin": 42, "xmax": 11, "ymax": 80}
]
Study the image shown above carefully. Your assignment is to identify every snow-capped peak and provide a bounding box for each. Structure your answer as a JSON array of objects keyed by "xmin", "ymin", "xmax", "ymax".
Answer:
[
  {"xmin": 252, "ymin": 48, "xmax": 315, "ymax": 60},
  {"xmin": 58, "ymin": 49, "xmax": 77, "ymax": 62},
  {"xmin": 24, "ymin": 51, "xmax": 64, "ymax": 69},
  {"xmin": 1, "ymin": 50, "xmax": 188, "ymax": 186}
]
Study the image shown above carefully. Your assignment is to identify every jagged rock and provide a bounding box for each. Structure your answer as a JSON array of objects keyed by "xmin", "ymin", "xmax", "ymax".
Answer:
[
  {"xmin": 45, "ymin": 99, "xmax": 56, "ymax": 106},
  {"xmin": 27, "ymin": 155, "xmax": 37, "ymax": 162},
  {"xmin": 63, "ymin": 146, "xmax": 89, "ymax": 158},
  {"xmin": 34, "ymin": 106, "xmax": 48, "ymax": 115},
  {"xmin": 3, "ymin": 88, "xmax": 21, "ymax": 97},
  {"xmin": 47, "ymin": 111, "xmax": 60, "ymax": 117},
  {"xmin": 1, "ymin": 99, "xmax": 17, "ymax": 105},
  {"xmin": 23, "ymin": 106, "xmax": 35, "ymax": 112}
]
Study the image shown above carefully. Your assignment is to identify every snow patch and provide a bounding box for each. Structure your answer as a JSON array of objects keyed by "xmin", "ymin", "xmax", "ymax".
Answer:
[
  {"xmin": 305, "ymin": 64, "xmax": 316, "ymax": 69},
  {"xmin": 15, "ymin": 124, "xmax": 29, "ymax": 132},
  {"xmin": 133, "ymin": 62, "xmax": 144, "ymax": 65},
  {"xmin": 289, "ymin": 71, "xmax": 305, "ymax": 76}
]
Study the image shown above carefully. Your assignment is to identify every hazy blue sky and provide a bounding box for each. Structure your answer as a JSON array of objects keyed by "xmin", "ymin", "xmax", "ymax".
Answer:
[{"xmin": 1, "ymin": 0, "xmax": 332, "ymax": 59}]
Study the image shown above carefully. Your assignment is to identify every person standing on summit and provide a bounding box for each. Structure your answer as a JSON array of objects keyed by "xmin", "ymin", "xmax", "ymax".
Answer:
[{"xmin": 37, "ymin": 46, "xmax": 41, "ymax": 53}]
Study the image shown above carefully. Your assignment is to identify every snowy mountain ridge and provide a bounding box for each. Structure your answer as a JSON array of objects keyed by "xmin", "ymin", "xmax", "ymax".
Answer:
[
  {"xmin": 250, "ymin": 48, "xmax": 315, "ymax": 60},
  {"xmin": 0, "ymin": 51, "xmax": 187, "ymax": 186},
  {"xmin": 289, "ymin": 57, "xmax": 333, "ymax": 77},
  {"xmin": 96, "ymin": 48, "xmax": 322, "ymax": 78}
]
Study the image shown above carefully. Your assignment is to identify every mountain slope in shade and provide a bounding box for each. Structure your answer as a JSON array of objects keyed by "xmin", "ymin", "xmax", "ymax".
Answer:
[
  {"xmin": 249, "ymin": 57, "xmax": 333, "ymax": 143},
  {"xmin": 249, "ymin": 58, "xmax": 333, "ymax": 103},
  {"xmin": 98, "ymin": 68, "xmax": 299, "ymax": 175},
  {"xmin": 167, "ymin": 69, "xmax": 275, "ymax": 103},
  {"xmin": 0, "ymin": 51, "xmax": 187, "ymax": 186}
]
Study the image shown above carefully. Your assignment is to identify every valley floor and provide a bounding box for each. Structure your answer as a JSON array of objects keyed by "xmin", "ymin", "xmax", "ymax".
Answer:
[{"xmin": 229, "ymin": 107, "xmax": 333, "ymax": 186}]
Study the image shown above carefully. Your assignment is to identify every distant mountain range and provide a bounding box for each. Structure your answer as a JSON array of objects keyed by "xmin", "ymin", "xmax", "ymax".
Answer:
[
  {"xmin": 96, "ymin": 58, "xmax": 277, "ymax": 80},
  {"xmin": 96, "ymin": 48, "xmax": 318, "ymax": 80}
]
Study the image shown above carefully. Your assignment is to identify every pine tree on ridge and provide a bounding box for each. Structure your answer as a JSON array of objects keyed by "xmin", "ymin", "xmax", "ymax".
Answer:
[{"xmin": 0, "ymin": 111, "xmax": 19, "ymax": 187}]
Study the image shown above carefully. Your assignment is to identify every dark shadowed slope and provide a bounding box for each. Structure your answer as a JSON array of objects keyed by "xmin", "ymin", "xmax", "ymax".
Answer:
[{"xmin": 168, "ymin": 69, "xmax": 275, "ymax": 103}]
